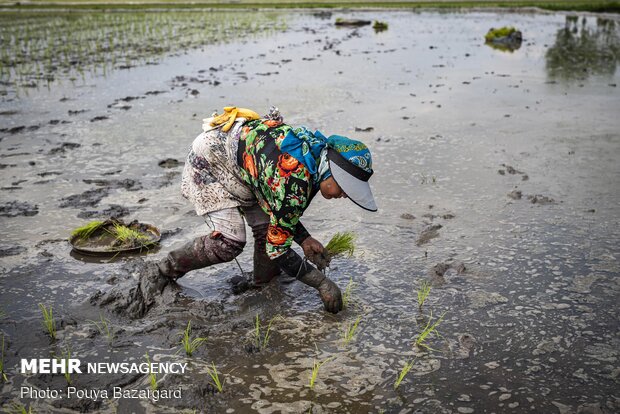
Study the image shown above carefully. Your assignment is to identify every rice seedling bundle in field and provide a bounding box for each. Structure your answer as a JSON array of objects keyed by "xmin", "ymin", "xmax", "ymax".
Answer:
[
  {"xmin": 179, "ymin": 321, "xmax": 207, "ymax": 357},
  {"xmin": 38, "ymin": 303, "xmax": 56, "ymax": 340},
  {"xmin": 417, "ymin": 280, "xmax": 432, "ymax": 311},
  {"xmin": 308, "ymin": 357, "xmax": 333, "ymax": 390},
  {"xmin": 144, "ymin": 353, "xmax": 157, "ymax": 390},
  {"xmin": 394, "ymin": 359, "xmax": 415, "ymax": 389},
  {"xmin": 71, "ymin": 220, "xmax": 105, "ymax": 239},
  {"xmin": 252, "ymin": 314, "xmax": 280, "ymax": 350},
  {"xmin": 415, "ymin": 311, "xmax": 445, "ymax": 351},
  {"xmin": 206, "ymin": 362, "xmax": 223, "ymax": 392},
  {"xmin": 342, "ymin": 315, "xmax": 362, "ymax": 345}
]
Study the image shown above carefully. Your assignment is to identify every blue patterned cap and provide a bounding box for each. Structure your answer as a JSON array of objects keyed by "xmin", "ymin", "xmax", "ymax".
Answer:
[{"xmin": 325, "ymin": 135, "xmax": 377, "ymax": 212}]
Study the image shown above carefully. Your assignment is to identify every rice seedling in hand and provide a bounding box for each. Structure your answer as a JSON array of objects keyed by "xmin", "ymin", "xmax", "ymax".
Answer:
[
  {"xmin": 394, "ymin": 359, "xmax": 415, "ymax": 389},
  {"xmin": 416, "ymin": 280, "xmax": 432, "ymax": 311},
  {"xmin": 144, "ymin": 353, "xmax": 157, "ymax": 390},
  {"xmin": 38, "ymin": 303, "xmax": 56, "ymax": 340},
  {"xmin": 253, "ymin": 314, "xmax": 281, "ymax": 350},
  {"xmin": 179, "ymin": 321, "xmax": 208, "ymax": 357},
  {"xmin": 325, "ymin": 231, "xmax": 356, "ymax": 259},
  {"xmin": 89, "ymin": 313, "xmax": 115, "ymax": 345},
  {"xmin": 308, "ymin": 357, "xmax": 333, "ymax": 390},
  {"xmin": 414, "ymin": 311, "xmax": 445, "ymax": 351},
  {"xmin": 342, "ymin": 315, "xmax": 362, "ymax": 345},
  {"xmin": 342, "ymin": 278, "xmax": 355, "ymax": 309},
  {"xmin": 1, "ymin": 334, "xmax": 8, "ymax": 382},
  {"xmin": 71, "ymin": 220, "xmax": 104, "ymax": 239},
  {"xmin": 206, "ymin": 362, "xmax": 223, "ymax": 392}
]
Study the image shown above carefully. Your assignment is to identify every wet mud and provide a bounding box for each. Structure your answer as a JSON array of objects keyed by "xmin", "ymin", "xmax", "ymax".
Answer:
[{"xmin": 1, "ymin": 8, "xmax": 619, "ymax": 414}]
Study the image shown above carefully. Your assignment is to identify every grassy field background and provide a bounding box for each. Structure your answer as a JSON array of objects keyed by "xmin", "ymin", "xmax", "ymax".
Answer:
[{"xmin": 0, "ymin": 0, "xmax": 618, "ymax": 12}]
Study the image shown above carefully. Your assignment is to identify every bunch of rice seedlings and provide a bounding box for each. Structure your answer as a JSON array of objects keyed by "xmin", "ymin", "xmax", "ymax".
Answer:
[
  {"xmin": 9, "ymin": 403, "xmax": 33, "ymax": 414},
  {"xmin": 308, "ymin": 357, "xmax": 333, "ymax": 390},
  {"xmin": 59, "ymin": 348, "xmax": 73, "ymax": 385},
  {"xmin": 38, "ymin": 303, "xmax": 56, "ymax": 340},
  {"xmin": 206, "ymin": 362, "xmax": 223, "ymax": 392},
  {"xmin": 342, "ymin": 316, "xmax": 362, "ymax": 345},
  {"xmin": 144, "ymin": 353, "xmax": 157, "ymax": 390},
  {"xmin": 179, "ymin": 321, "xmax": 208, "ymax": 357},
  {"xmin": 417, "ymin": 280, "xmax": 432, "ymax": 311},
  {"xmin": 415, "ymin": 311, "xmax": 445, "ymax": 351},
  {"xmin": 394, "ymin": 359, "xmax": 415, "ymax": 389},
  {"xmin": 88, "ymin": 314, "xmax": 115, "ymax": 345},
  {"xmin": 325, "ymin": 231, "xmax": 356, "ymax": 259},
  {"xmin": 1, "ymin": 334, "xmax": 8, "ymax": 382},
  {"xmin": 110, "ymin": 223, "xmax": 151, "ymax": 248},
  {"xmin": 342, "ymin": 278, "xmax": 355, "ymax": 309},
  {"xmin": 253, "ymin": 314, "xmax": 281, "ymax": 350},
  {"xmin": 70, "ymin": 220, "xmax": 105, "ymax": 239}
]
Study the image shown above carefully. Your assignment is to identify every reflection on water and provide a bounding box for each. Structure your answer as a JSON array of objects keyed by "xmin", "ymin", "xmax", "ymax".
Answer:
[{"xmin": 546, "ymin": 16, "xmax": 620, "ymax": 81}]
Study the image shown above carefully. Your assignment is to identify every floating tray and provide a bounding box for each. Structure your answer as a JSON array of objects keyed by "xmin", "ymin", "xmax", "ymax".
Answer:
[{"xmin": 69, "ymin": 219, "xmax": 160, "ymax": 256}]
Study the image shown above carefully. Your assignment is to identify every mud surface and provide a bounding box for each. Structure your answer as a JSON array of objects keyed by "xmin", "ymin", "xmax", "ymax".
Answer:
[{"xmin": 1, "ymin": 9, "xmax": 619, "ymax": 414}]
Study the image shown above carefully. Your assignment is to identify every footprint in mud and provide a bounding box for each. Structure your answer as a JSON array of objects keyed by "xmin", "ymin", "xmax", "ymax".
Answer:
[{"xmin": 416, "ymin": 224, "xmax": 442, "ymax": 246}]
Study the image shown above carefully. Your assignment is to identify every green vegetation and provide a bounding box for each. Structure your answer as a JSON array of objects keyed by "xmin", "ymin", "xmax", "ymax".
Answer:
[
  {"xmin": 71, "ymin": 220, "xmax": 105, "ymax": 240},
  {"xmin": 373, "ymin": 20, "xmax": 389, "ymax": 32},
  {"xmin": 0, "ymin": 1, "xmax": 617, "ymax": 13},
  {"xmin": 253, "ymin": 314, "xmax": 280, "ymax": 350},
  {"xmin": 179, "ymin": 321, "xmax": 208, "ymax": 357},
  {"xmin": 325, "ymin": 231, "xmax": 356, "ymax": 259},
  {"xmin": 89, "ymin": 313, "xmax": 115, "ymax": 345},
  {"xmin": 1, "ymin": 334, "xmax": 8, "ymax": 382},
  {"xmin": 7, "ymin": 403, "xmax": 34, "ymax": 414},
  {"xmin": 38, "ymin": 303, "xmax": 56, "ymax": 340},
  {"xmin": 308, "ymin": 357, "xmax": 333, "ymax": 390},
  {"xmin": 59, "ymin": 347, "xmax": 73, "ymax": 384},
  {"xmin": 485, "ymin": 26, "xmax": 518, "ymax": 41},
  {"xmin": 415, "ymin": 311, "xmax": 445, "ymax": 351},
  {"xmin": 109, "ymin": 223, "xmax": 151, "ymax": 248},
  {"xmin": 342, "ymin": 277, "xmax": 355, "ymax": 309},
  {"xmin": 206, "ymin": 362, "xmax": 223, "ymax": 392},
  {"xmin": 394, "ymin": 359, "xmax": 415, "ymax": 389},
  {"xmin": 416, "ymin": 280, "xmax": 432, "ymax": 311},
  {"xmin": 144, "ymin": 353, "xmax": 157, "ymax": 390},
  {"xmin": 342, "ymin": 315, "xmax": 362, "ymax": 345}
]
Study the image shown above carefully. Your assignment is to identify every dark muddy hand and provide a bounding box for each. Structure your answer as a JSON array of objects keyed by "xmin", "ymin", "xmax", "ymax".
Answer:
[{"xmin": 317, "ymin": 276, "xmax": 343, "ymax": 314}]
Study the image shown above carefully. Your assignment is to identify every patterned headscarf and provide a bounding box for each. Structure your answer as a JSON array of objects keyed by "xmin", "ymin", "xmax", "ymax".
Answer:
[{"xmin": 280, "ymin": 127, "xmax": 373, "ymax": 189}]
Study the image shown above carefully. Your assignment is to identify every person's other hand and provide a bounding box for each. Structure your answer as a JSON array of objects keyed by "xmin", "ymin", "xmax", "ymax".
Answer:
[
  {"xmin": 317, "ymin": 276, "xmax": 343, "ymax": 313},
  {"xmin": 301, "ymin": 236, "xmax": 330, "ymax": 270}
]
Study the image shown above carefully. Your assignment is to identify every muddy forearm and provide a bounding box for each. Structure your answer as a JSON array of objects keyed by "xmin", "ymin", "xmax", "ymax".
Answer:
[
  {"xmin": 293, "ymin": 221, "xmax": 310, "ymax": 245},
  {"xmin": 272, "ymin": 248, "xmax": 314, "ymax": 279}
]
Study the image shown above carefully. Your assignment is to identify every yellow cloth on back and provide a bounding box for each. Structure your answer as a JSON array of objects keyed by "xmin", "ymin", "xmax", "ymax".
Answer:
[{"xmin": 210, "ymin": 106, "xmax": 261, "ymax": 132}]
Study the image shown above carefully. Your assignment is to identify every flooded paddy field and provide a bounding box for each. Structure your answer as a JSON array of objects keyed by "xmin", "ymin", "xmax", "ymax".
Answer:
[{"xmin": 1, "ymin": 8, "xmax": 619, "ymax": 413}]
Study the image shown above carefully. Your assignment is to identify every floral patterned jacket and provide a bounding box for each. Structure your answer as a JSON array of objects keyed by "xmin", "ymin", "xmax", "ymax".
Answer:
[{"xmin": 237, "ymin": 119, "xmax": 317, "ymax": 259}]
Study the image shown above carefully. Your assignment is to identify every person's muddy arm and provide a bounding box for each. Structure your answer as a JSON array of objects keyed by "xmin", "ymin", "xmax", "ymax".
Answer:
[{"xmin": 293, "ymin": 222, "xmax": 310, "ymax": 245}]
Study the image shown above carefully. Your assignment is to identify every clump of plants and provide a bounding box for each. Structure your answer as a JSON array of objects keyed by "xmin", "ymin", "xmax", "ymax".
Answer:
[
  {"xmin": 325, "ymin": 231, "xmax": 356, "ymax": 259},
  {"xmin": 144, "ymin": 353, "xmax": 157, "ymax": 390},
  {"xmin": 252, "ymin": 314, "xmax": 280, "ymax": 351},
  {"xmin": 308, "ymin": 357, "xmax": 333, "ymax": 390},
  {"xmin": 71, "ymin": 220, "xmax": 105, "ymax": 239},
  {"xmin": 342, "ymin": 315, "xmax": 362, "ymax": 345},
  {"xmin": 485, "ymin": 26, "xmax": 517, "ymax": 41},
  {"xmin": 108, "ymin": 222, "xmax": 151, "ymax": 249},
  {"xmin": 178, "ymin": 321, "xmax": 208, "ymax": 357},
  {"xmin": 1, "ymin": 334, "xmax": 8, "ymax": 382},
  {"xmin": 416, "ymin": 280, "xmax": 432, "ymax": 311},
  {"xmin": 373, "ymin": 21, "xmax": 389, "ymax": 33},
  {"xmin": 342, "ymin": 277, "xmax": 355, "ymax": 309},
  {"xmin": 8, "ymin": 403, "xmax": 34, "ymax": 414},
  {"xmin": 394, "ymin": 359, "xmax": 415, "ymax": 389},
  {"xmin": 38, "ymin": 303, "xmax": 56, "ymax": 340},
  {"xmin": 206, "ymin": 362, "xmax": 223, "ymax": 393},
  {"xmin": 89, "ymin": 313, "xmax": 115, "ymax": 345},
  {"xmin": 415, "ymin": 311, "xmax": 446, "ymax": 351}
]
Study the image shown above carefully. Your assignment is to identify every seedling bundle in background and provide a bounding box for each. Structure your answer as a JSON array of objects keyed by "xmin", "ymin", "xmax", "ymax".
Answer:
[{"xmin": 69, "ymin": 218, "xmax": 160, "ymax": 255}]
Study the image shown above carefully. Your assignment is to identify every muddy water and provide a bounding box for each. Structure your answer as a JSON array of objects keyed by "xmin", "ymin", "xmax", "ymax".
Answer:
[{"xmin": 1, "ymin": 9, "xmax": 619, "ymax": 414}]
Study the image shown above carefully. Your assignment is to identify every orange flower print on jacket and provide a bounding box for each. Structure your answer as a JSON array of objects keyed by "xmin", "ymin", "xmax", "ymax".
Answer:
[
  {"xmin": 267, "ymin": 225, "xmax": 290, "ymax": 246},
  {"xmin": 243, "ymin": 153, "xmax": 258, "ymax": 179},
  {"xmin": 277, "ymin": 153, "xmax": 300, "ymax": 177},
  {"xmin": 263, "ymin": 119, "xmax": 281, "ymax": 128}
]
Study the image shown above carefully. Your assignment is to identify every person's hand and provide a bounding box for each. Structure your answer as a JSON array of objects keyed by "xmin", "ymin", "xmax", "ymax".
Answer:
[
  {"xmin": 317, "ymin": 276, "xmax": 343, "ymax": 313},
  {"xmin": 301, "ymin": 236, "xmax": 330, "ymax": 270}
]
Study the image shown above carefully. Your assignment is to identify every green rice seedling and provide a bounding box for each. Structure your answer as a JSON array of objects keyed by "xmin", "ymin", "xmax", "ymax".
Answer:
[
  {"xmin": 325, "ymin": 231, "xmax": 356, "ymax": 259},
  {"xmin": 485, "ymin": 26, "xmax": 518, "ymax": 42},
  {"xmin": 89, "ymin": 313, "xmax": 115, "ymax": 345},
  {"xmin": 71, "ymin": 220, "xmax": 104, "ymax": 239},
  {"xmin": 342, "ymin": 277, "xmax": 355, "ymax": 309},
  {"xmin": 253, "ymin": 314, "xmax": 281, "ymax": 350},
  {"xmin": 111, "ymin": 223, "xmax": 151, "ymax": 247},
  {"xmin": 308, "ymin": 357, "xmax": 333, "ymax": 390},
  {"xmin": 1, "ymin": 334, "xmax": 8, "ymax": 382},
  {"xmin": 38, "ymin": 303, "xmax": 56, "ymax": 340},
  {"xmin": 416, "ymin": 280, "xmax": 432, "ymax": 311},
  {"xmin": 394, "ymin": 359, "xmax": 415, "ymax": 389},
  {"xmin": 179, "ymin": 321, "xmax": 208, "ymax": 357},
  {"xmin": 59, "ymin": 347, "xmax": 73, "ymax": 385},
  {"xmin": 206, "ymin": 362, "xmax": 223, "ymax": 393},
  {"xmin": 9, "ymin": 403, "xmax": 33, "ymax": 414},
  {"xmin": 144, "ymin": 353, "xmax": 157, "ymax": 390},
  {"xmin": 342, "ymin": 316, "xmax": 362, "ymax": 345},
  {"xmin": 373, "ymin": 21, "xmax": 389, "ymax": 32},
  {"xmin": 414, "ymin": 311, "xmax": 446, "ymax": 351}
]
